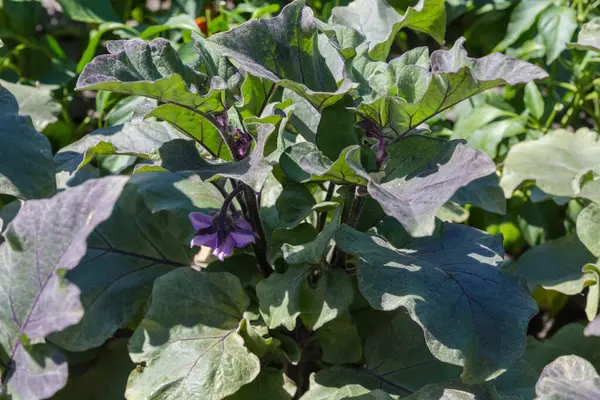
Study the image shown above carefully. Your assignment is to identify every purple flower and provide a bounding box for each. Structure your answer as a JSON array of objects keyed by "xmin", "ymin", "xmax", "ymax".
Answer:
[
  {"xmin": 234, "ymin": 128, "xmax": 252, "ymax": 158},
  {"xmin": 357, "ymin": 118, "xmax": 386, "ymax": 168},
  {"xmin": 189, "ymin": 211, "xmax": 256, "ymax": 261}
]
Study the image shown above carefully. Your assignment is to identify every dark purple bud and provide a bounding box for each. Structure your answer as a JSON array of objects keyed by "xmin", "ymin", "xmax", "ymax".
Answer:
[
  {"xmin": 234, "ymin": 128, "xmax": 252, "ymax": 158},
  {"xmin": 357, "ymin": 118, "xmax": 382, "ymax": 139}
]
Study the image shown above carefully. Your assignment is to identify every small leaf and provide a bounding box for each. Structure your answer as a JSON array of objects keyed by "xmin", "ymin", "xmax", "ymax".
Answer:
[
  {"xmin": 335, "ymin": 222, "xmax": 537, "ymax": 383},
  {"xmin": 126, "ymin": 269, "xmax": 260, "ymax": 400},
  {"xmin": 567, "ymin": 17, "xmax": 600, "ymax": 53},
  {"xmin": 256, "ymin": 261, "xmax": 354, "ymax": 330},
  {"xmin": 0, "ymin": 84, "xmax": 56, "ymax": 199},
  {"xmin": 57, "ymin": 0, "xmax": 120, "ymax": 23},
  {"xmin": 537, "ymin": 6, "xmax": 578, "ymax": 64},
  {"xmin": 494, "ymin": 0, "xmax": 553, "ymax": 52},
  {"xmin": 300, "ymin": 368, "xmax": 371, "ymax": 399},
  {"xmin": 524, "ymin": 82, "xmax": 545, "ymax": 120},
  {"xmin": 577, "ymin": 203, "xmax": 600, "ymax": 258},
  {"xmin": 535, "ymin": 355, "xmax": 600, "ymax": 399},
  {"xmin": 282, "ymin": 205, "xmax": 342, "ymax": 265},
  {"xmin": 0, "ymin": 176, "xmax": 128, "ymax": 399}
]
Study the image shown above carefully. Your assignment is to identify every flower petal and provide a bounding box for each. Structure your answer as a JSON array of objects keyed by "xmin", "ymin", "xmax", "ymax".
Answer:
[
  {"xmin": 189, "ymin": 212, "xmax": 213, "ymax": 230},
  {"xmin": 212, "ymin": 235, "xmax": 235, "ymax": 261},
  {"xmin": 231, "ymin": 231, "xmax": 256, "ymax": 248},
  {"xmin": 190, "ymin": 232, "xmax": 218, "ymax": 248},
  {"xmin": 234, "ymin": 218, "xmax": 253, "ymax": 231}
]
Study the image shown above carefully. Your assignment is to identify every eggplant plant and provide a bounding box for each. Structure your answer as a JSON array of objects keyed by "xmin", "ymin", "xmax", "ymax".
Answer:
[{"xmin": 0, "ymin": 0, "xmax": 570, "ymax": 398}]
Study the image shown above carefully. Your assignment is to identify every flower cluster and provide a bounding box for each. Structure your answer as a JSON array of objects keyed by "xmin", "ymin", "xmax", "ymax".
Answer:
[{"xmin": 189, "ymin": 211, "xmax": 257, "ymax": 261}]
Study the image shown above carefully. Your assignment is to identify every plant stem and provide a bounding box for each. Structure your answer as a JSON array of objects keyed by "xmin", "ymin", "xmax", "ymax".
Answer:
[
  {"xmin": 242, "ymin": 184, "xmax": 272, "ymax": 277},
  {"xmin": 219, "ymin": 184, "xmax": 245, "ymax": 217},
  {"xmin": 332, "ymin": 185, "xmax": 365, "ymax": 268},
  {"xmin": 317, "ymin": 183, "xmax": 336, "ymax": 232}
]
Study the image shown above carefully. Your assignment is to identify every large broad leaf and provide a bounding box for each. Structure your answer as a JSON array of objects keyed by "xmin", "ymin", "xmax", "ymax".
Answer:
[
  {"xmin": 537, "ymin": 6, "xmax": 578, "ymax": 64},
  {"xmin": 494, "ymin": 0, "xmax": 554, "ymax": 52},
  {"xmin": 335, "ymin": 222, "xmax": 537, "ymax": 383},
  {"xmin": 0, "ymin": 84, "xmax": 55, "ymax": 199},
  {"xmin": 0, "ymin": 80, "xmax": 61, "ymax": 131},
  {"xmin": 53, "ymin": 338, "xmax": 134, "ymax": 400},
  {"xmin": 55, "ymin": 121, "xmax": 187, "ymax": 177},
  {"xmin": 501, "ymin": 129, "xmax": 600, "ymax": 202},
  {"xmin": 330, "ymin": 0, "xmax": 446, "ymax": 61},
  {"xmin": 568, "ymin": 17, "xmax": 600, "ymax": 53},
  {"xmin": 535, "ymin": 355, "xmax": 600, "ymax": 399},
  {"xmin": 77, "ymin": 38, "xmax": 232, "ymax": 158},
  {"xmin": 49, "ymin": 173, "xmax": 218, "ymax": 351},
  {"xmin": 208, "ymin": 0, "xmax": 353, "ymax": 109},
  {"xmin": 0, "ymin": 176, "xmax": 128, "ymax": 399},
  {"xmin": 126, "ymin": 269, "xmax": 260, "ymax": 400},
  {"xmin": 357, "ymin": 38, "xmax": 547, "ymax": 138},
  {"xmin": 347, "ymin": 136, "xmax": 496, "ymax": 237}
]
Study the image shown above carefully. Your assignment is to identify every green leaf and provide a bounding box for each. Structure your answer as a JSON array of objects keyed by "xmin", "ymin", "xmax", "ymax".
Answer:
[
  {"xmin": 276, "ymin": 183, "xmax": 319, "ymax": 225},
  {"xmin": 535, "ymin": 355, "xmax": 600, "ymax": 400},
  {"xmin": 57, "ymin": 0, "xmax": 120, "ymax": 23},
  {"xmin": 524, "ymin": 81, "xmax": 545, "ymax": 120},
  {"xmin": 225, "ymin": 368, "xmax": 297, "ymax": 400},
  {"xmin": 494, "ymin": 0, "xmax": 553, "ymax": 52},
  {"xmin": 268, "ymin": 223, "xmax": 318, "ymax": 265},
  {"xmin": 0, "ymin": 80, "xmax": 61, "ymax": 131},
  {"xmin": 208, "ymin": 0, "xmax": 353, "ymax": 109},
  {"xmin": 77, "ymin": 23, "xmax": 137, "ymax": 73},
  {"xmin": 517, "ymin": 234, "xmax": 597, "ymax": 295},
  {"xmin": 281, "ymin": 143, "xmax": 368, "ymax": 186},
  {"xmin": 256, "ymin": 261, "xmax": 354, "ymax": 330},
  {"xmin": 317, "ymin": 315, "xmax": 362, "ymax": 365},
  {"xmin": 501, "ymin": 129, "xmax": 600, "ymax": 202},
  {"xmin": 300, "ymin": 368, "xmax": 371, "ymax": 399},
  {"xmin": 330, "ymin": 0, "xmax": 446, "ymax": 60},
  {"xmin": 282, "ymin": 205, "xmax": 342, "ymax": 265},
  {"xmin": 577, "ymin": 203, "xmax": 600, "ymax": 258},
  {"xmin": 525, "ymin": 324, "xmax": 600, "ymax": 373},
  {"xmin": 192, "ymin": 122, "xmax": 277, "ymax": 191},
  {"xmin": 49, "ymin": 174, "xmax": 212, "ymax": 352},
  {"xmin": 0, "ymin": 176, "xmax": 128, "ymax": 399},
  {"xmin": 55, "ymin": 121, "xmax": 188, "ymax": 177},
  {"xmin": 315, "ymin": 96, "xmax": 359, "ymax": 160},
  {"xmin": 126, "ymin": 269, "xmax": 260, "ymax": 400},
  {"xmin": 358, "ymin": 38, "xmax": 547, "ymax": 138},
  {"xmin": 403, "ymin": 381, "xmax": 498, "ymax": 400},
  {"xmin": 0, "ymin": 84, "xmax": 56, "ymax": 199},
  {"xmin": 53, "ymin": 339, "xmax": 134, "ymax": 400},
  {"xmin": 567, "ymin": 17, "xmax": 600, "ymax": 53},
  {"xmin": 77, "ymin": 38, "xmax": 226, "ymax": 115},
  {"xmin": 348, "ymin": 136, "xmax": 496, "ymax": 237},
  {"xmin": 538, "ymin": 6, "xmax": 578, "ymax": 64},
  {"xmin": 450, "ymin": 174, "xmax": 506, "ymax": 215},
  {"xmin": 335, "ymin": 223, "xmax": 537, "ymax": 383}
]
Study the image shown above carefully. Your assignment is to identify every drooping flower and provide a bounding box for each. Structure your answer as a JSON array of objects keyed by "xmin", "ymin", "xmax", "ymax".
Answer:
[
  {"xmin": 234, "ymin": 128, "xmax": 252, "ymax": 158},
  {"xmin": 189, "ymin": 211, "xmax": 256, "ymax": 261},
  {"xmin": 357, "ymin": 118, "xmax": 387, "ymax": 168}
]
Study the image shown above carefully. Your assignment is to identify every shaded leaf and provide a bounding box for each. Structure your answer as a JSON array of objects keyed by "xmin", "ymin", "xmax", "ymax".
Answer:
[
  {"xmin": 0, "ymin": 84, "xmax": 55, "ymax": 199},
  {"xmin": 317, "ymin": 315, "xmax": 362, "ymax": 365},
  {"xmin": 126, "ymin": 269, "xmax": 260, "ymax": 400},
  {"xmin": 335, "ymin": 223, "xmax": 537, "ymax": 383},
  {"xmin": 49, "ymin": 176, "xmax": 203, "ymax": 351},
  {"xmin": 577, "ymin": 203, "xmax": 600, "ymax": 258},
  {"xmin": 0, "ymin": 80, "xmax": 61, "ymax": 131},
  {"xmin": 0, "ymin": 177, "xmax": 128, "ymax": 399},
  {"xmin": 226, "ymin": 368, "xmax": 296, "ymax": 400},
  {"xmin": 538, "ymin": 6, "xmax": 577, "ymax": 64},
  {"xmin": 494, "ymin": 0, "xmax": 553, "ymax": 52},
  {"xmin": 57, "ymin": 0, "xmax": 120, "ymax": 23},
  {"xmin": 450, "ymin": 174, "xmax": 506, "ymax": 215},
  {"xmin": 348, "ymin": 136, "xmax": 496, "ymax": 237}
]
